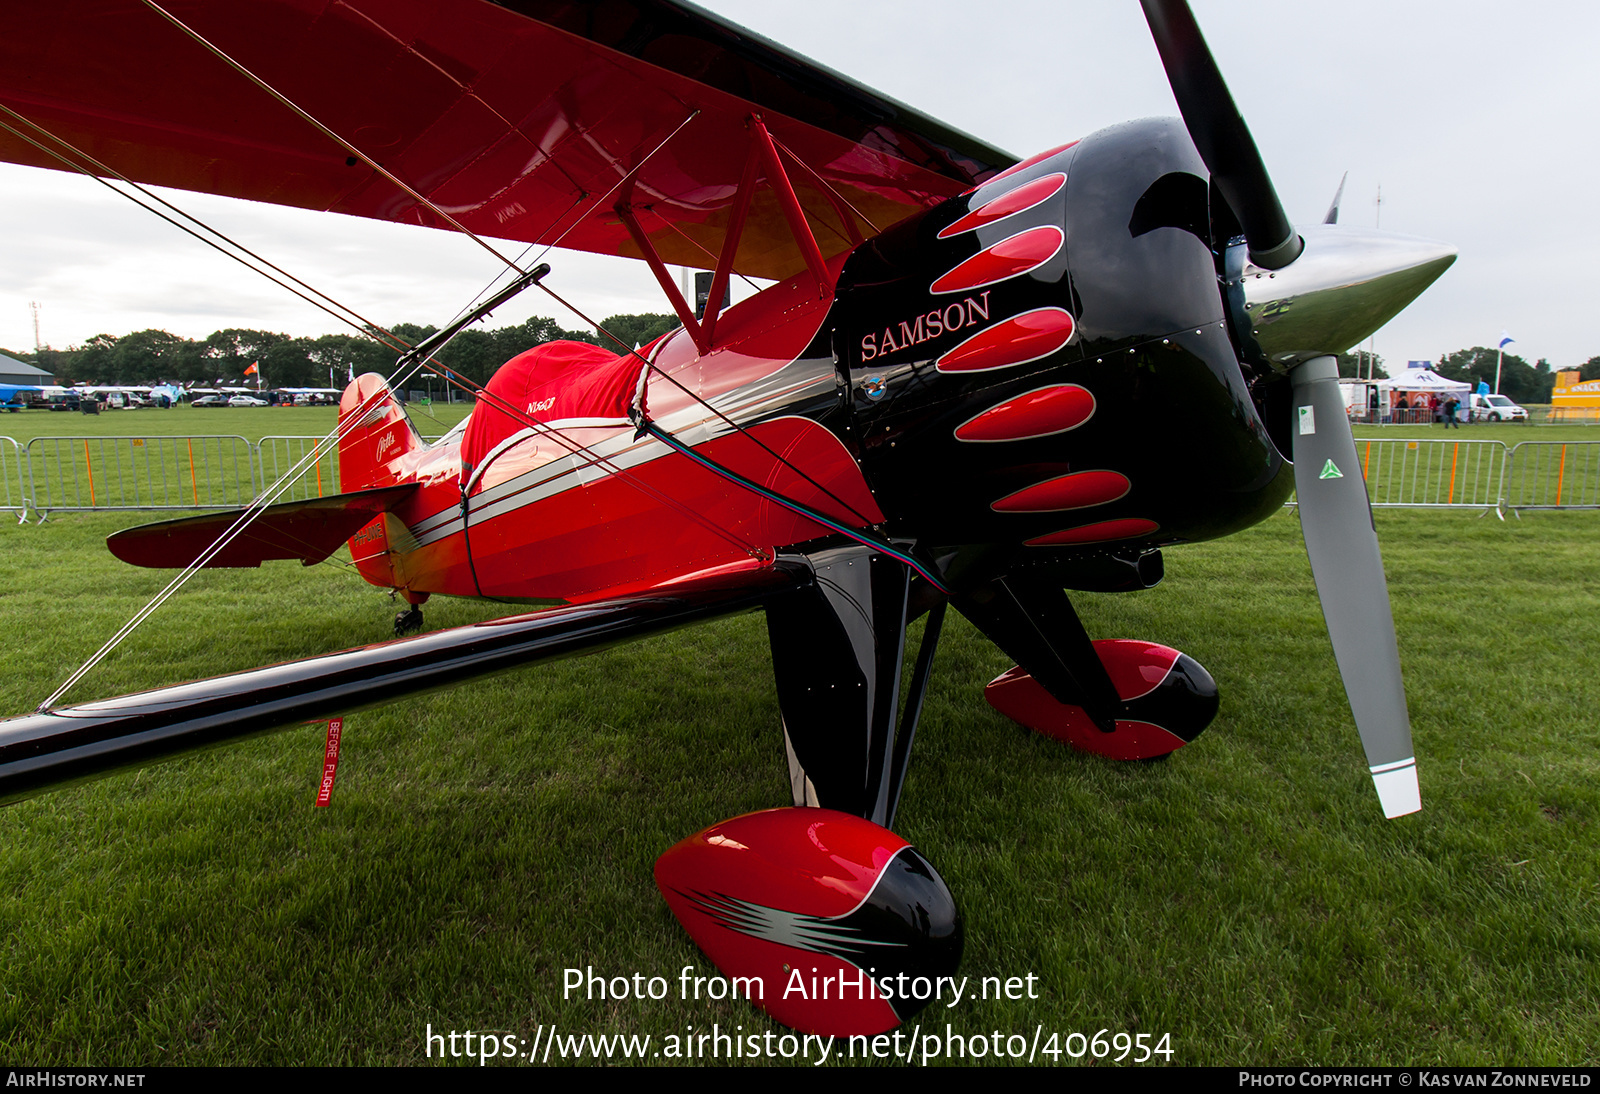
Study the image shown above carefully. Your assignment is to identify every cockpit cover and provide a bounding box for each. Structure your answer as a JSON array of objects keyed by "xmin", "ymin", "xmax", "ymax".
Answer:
[{"xmin": 460, "ymin": 340, "xmax": 638, "ymax": 472}]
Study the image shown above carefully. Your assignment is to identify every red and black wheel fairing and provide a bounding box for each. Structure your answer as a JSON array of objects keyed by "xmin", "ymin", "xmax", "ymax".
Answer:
[
  {"xmin": 655, "ymin": 808, "xmax": 962, "ymax": 1037},
  {"xmin": 985, "ymin": 640, "xmax": 1219, "ymax": 760}
]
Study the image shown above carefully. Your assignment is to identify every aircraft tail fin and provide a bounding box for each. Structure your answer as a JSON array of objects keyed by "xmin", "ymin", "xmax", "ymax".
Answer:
[{"xmin": 338, "ymin": 373, "xmax": 423, "ymax": 490}]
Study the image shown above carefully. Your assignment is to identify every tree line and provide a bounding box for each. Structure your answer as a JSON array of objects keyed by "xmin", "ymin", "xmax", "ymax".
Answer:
[
  {"xmin": 1331, "ymin": 349, "xmax": 1567, "ymax": 406},
  {"xmin": 2, "ymin": 314, "xmax": 679, "ymax": 390},
  {"xmin": 4, "ymin": 325, "xmax": 1593, "ymax": 408}
]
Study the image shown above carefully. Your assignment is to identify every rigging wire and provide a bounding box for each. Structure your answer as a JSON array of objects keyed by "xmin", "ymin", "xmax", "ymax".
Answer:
[
  {"xmin": 768, "ymin": 132, "xmax": 885, "ymax": 238},
  {"xmin": 139, "ymin": 0, "xmax": 527, "ymax": 276},
  {"xmin": 531, "ymin": 279, "xmax": 878, "ymax": 529},
  {"xmin": 33, "ymin": 5, "xmax": 945, "ymax": 707},
  {"xmin": 641, "ymin": 421, "xmax": 947, "ymax": 593},
  {"xmin": 0, "ymin": 111, "xmax": 410, "ymax": 353},
  {"xmin": 433, "ymin": 366, "xmax": 763, "ymax": 558}
]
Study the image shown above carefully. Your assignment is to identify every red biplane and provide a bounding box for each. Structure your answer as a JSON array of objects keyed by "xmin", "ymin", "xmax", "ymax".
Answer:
[{"xmin": 0, "ymin": 0, "xmax": 1453, "ymax": 1036}]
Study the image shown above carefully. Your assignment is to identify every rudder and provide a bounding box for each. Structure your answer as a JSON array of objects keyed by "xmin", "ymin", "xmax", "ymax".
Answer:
[{"xmin": 338, "ymin": 373, "xmax": 422, "ymax": 491}]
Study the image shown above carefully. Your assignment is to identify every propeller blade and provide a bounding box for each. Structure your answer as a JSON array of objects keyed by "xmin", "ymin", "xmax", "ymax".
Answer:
[
  {"xmin": 1140, "ymin": 0, "xmax": 1302, "ymax": 268},
  {"xmin": 1323, "ymin": 171, "xmax": 1348, "ymax": 225},
  {"xmin": 1288, "ymin": 357, "xmax": 1419, "ymax": 818}
]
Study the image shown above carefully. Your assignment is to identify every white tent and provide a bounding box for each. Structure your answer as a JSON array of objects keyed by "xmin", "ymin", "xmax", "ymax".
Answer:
[{"xmin": 1379, "ymin": 368, "xmax": 1471, "ymax": 394}]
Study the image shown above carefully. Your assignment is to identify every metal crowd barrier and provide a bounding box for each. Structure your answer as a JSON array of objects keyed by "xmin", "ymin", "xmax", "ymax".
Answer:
[
  {"xmin": 20, "ymin": 434, "xmax": 449, "ymax": 518},
  {"xmin": 26, "ymin": 435, "xmax": 260, "ymax": 518},
  {"xmin": 1358, "ymin": 437, "xmax": 1508, "ymax": 512},
  {"xmin": 12, "ymin": 434, "xmax": 1600, "ymax": 521},
  {"xmin": 1288, "ymin": 437, "xmax": 1510, "ymax": 516},
  {"xmin": 1542, "ymin": 407, "xmax": 1600, "ymax": 425},
  {"xmin": 0, "ymin": 437, "xmax": 27, "ymax": 521},
  {"xmin": 257, "ymin": 436, "xmax": 341, "ymax": 503},
  {"xmin": 1503, "ymin": 441, "xmax": 1600, "ymax": 512}
]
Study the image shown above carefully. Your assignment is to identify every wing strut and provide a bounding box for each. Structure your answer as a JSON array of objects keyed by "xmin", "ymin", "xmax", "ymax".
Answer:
[
  {"xmin": 616, "ymin": 204, "xmax": 711, "ymax": 353},
  {"xmin": 614, "ymin": 115, "xmax": 838, "ymax": 355},
  {"xmin": 748, "ymin": 117, "xmax": 832, "ymax": 297}
]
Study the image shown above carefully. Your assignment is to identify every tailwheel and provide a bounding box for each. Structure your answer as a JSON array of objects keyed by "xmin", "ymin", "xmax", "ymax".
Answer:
[
  {"xmin": 393, "ymin": 607, "xmax": 423, "ymax": 636},
  {"xmin": 393, "ymin": 589, "xmax": 429, "ymax": 636},
  {"xmin": 986, "ymin": 640, "xmax": 1219, "ymax": 760},
  {"xmin": 655, "ymin": 808, "xmax": 962, "ymax": 1038}
]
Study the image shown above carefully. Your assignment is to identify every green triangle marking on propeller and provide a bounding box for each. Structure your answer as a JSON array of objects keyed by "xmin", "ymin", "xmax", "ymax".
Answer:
[{"xmin": 1319, "ymin": 459, "xmax": 1343, "ymax": 480}]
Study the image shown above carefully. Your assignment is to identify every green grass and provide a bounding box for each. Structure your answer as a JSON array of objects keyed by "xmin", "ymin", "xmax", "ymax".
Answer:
[{"xmin": 0, "ymin": 508, "xmax": 1595, "ymax": 1067}]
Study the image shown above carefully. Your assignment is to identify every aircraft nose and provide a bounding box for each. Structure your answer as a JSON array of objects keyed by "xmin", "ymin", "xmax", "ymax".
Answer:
[{"xmin": 1234, "ymin": 224, "xmax": 1457, "ymax": 367}]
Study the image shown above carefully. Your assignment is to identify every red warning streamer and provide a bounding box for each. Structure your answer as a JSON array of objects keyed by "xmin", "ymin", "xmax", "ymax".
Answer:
[{"xmin": 315, "ymin": 717, "xmax": 344, "ymax": 807}]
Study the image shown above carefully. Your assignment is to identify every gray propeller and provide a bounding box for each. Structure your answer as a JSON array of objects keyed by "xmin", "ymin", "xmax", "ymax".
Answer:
[
  {"xmin": 1289, "ymin": 359, "xmax": 1418, "ymax": 817},
  {"xmin": 1139, "ymin": 0, "xmax": 1301, "ymax": 268},
  {"xmin": 1142, "ymin": 0, "xmax": 1451, "ymax": 817}
]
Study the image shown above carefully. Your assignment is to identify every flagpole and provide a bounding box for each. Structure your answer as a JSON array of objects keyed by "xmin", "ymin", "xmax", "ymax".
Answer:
[{"xmin": 1495, "ymin": 332, "xmax": 1514, "ymax": 395}]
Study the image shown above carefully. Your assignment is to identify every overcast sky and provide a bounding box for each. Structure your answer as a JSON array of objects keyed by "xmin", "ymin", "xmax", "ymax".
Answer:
[{"xmin": 1, "ymin": 1, "xmax": 1593, "ymax": 370}]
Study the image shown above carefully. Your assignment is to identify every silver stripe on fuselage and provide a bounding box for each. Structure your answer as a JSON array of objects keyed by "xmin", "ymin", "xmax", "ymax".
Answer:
[{"xmin": 406, "ymin": 357, "xmax": 837, "ymax": 550}]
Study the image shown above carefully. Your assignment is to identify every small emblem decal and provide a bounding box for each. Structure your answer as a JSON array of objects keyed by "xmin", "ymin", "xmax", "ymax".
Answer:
[
  {"xmin": 1297, "ymin": 405, "xmax": 1315, "ymax": 435},
  {"xmin": 1319, "ymin": 459, "xmax": 1343, "ymax": 480},
  {"xmin": 861, "ymin": 375, "xmax": 888, "ymax": 401}
]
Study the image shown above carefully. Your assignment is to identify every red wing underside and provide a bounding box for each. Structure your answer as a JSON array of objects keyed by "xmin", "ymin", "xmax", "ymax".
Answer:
[
  {"xmin": 106, "ymin": 483, "xmax": 417, "ymax": 568},
  {"xmin": 0, "ymin": 0, "xmax": 1013, "ymax": 281}
]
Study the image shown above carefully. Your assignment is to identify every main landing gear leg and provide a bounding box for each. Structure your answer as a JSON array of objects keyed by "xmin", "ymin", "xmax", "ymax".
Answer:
[
  {"xmin": 765, "ymin": 544, "xmax": 943, "ymax": 827},
  {"xmin": 955, "ymin": 573, "xmax": 1219, "ymax": 760},
  {"xmin": 654, "ymin": 543, "xmax": 962, "ymax": 1038}
]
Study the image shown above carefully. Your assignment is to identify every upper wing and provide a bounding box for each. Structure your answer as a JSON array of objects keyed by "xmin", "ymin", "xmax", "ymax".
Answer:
[{"xmin": 0, "ymin": 0, "xmax": 1014, "ymax": 281}]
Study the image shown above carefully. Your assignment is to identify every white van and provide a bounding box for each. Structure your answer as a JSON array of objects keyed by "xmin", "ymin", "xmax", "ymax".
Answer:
[{"xmin": 1470, "ymin": 394, "xmax": 1528, "ymax": 422}]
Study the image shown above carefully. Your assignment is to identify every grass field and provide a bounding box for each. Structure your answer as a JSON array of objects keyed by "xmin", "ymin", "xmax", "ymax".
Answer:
[{"xmin": 0, "ymin": 502, "xmax": 1594, "ymax": 1066}]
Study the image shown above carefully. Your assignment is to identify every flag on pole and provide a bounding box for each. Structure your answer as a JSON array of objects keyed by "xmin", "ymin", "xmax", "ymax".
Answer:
[
  {"xmin": 1498, "ymin": 331, "xmax": 1515, "ymax": 349},
  {"xmin": 243, "ymin": 361, "xmax": 259, "ymax": 376}
]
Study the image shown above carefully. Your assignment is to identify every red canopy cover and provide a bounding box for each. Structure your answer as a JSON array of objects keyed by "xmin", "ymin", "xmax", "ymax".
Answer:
[{"xmin": 460, "ymin": 340, "xmax": 638, "ymax": 471}]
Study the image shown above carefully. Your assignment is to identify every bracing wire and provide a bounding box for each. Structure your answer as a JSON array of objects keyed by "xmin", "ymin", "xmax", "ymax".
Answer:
[{"xmin": 34, "ymin": 1, "xmax": 949, "ymax": 709}]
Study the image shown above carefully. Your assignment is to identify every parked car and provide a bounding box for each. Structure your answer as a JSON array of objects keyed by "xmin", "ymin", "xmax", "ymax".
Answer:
[
  {"xmin": 1470, "ymin": 394, "xmax": 1528, "ymax": 422},
  {"xmin": 191, "ymin": 395, "xmax": 228, "ymax": 407},
  {"xmin": 227, "ymin": 394, "xmax": 269, "ymax": 407}
]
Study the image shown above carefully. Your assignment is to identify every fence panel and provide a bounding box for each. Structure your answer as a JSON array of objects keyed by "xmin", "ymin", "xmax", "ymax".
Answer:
[
  {"xmin": 1353, "ymin": 437, "xmax": 1507, "ymax": 510},
  {"xmin": 1504, "ymin": 441, "xmax": 1600, "ymax": 510},
  {"xmin": 26, "ymin": 435, "xmax": 258, "ymax": 514},
  {"xmin": 256, "ymin": 436, "xmax": 342, "ymax": 502},
  {"xmin": 1541, "ymin": 406, "xmax": 1600, "ymax": 424},
  {"xmin": 0, "ymin": 437, "xmax": 26, "ymax": 518}
]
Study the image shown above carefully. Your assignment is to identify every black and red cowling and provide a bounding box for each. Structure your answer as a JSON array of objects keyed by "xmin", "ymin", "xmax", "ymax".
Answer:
[{"xmin": 825, "ymin": 117, "xmax": 1293, "ymax": 591}]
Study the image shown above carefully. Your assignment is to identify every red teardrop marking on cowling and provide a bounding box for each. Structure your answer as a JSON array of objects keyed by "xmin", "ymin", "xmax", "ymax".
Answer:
[
  {"xmin": 1025, "ymin": 518, "xmax": 1159, "ymax": 547},
  {"xmin": 966, "ymin": 141, "xmax": 1080, "ymax": 194},
  {"xmin": 953, "ymin": 384, "xmax": 1096, "ymax": 443},
  {"xmin": 992, "ymin": 470, "xmax": 1130, "ymax": 513},
  {"xmin": 929, "ymin": 225, "xmax": 1063, "ymax": 295},
  {"xmin": 937, "ymin": 173, "xmax": 1066, "ymax": 239},
  {"xmin": 935, "ymin": 307, "xmax": 1075, "ymax": 373}
]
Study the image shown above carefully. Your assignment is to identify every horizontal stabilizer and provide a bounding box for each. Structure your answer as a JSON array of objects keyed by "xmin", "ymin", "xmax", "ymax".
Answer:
[{"xmin": 106, "ymin": 484, "xmax": 418, "ymax": 569}]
